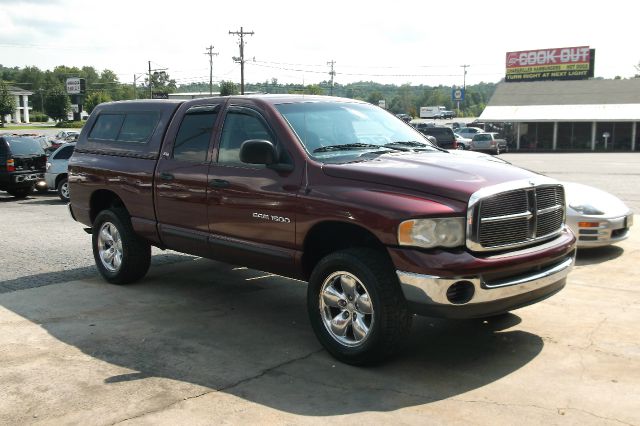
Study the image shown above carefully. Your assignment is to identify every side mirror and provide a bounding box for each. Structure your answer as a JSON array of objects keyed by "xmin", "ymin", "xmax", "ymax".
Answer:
[{"xmin": 240, "ymin": 139, "xmax": 277, "ymax": 165}]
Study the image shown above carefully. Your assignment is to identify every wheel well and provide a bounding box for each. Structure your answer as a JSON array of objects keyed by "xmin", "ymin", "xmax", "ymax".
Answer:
[
  {"xmin": 55, "ymin": 173, "xmax": 68, "ymax": 188},
  {"xmin": 89, "ymin": 190, "xmax": 126, "ymax": 224},
  {"xmin": 302, "ymin": 221, "xmax": 389, "ymax": 279}
]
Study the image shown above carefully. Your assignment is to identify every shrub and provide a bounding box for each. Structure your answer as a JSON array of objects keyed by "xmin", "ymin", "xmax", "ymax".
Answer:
[
  {"xmin": 55, "ymin": 121, "xmax": 84, "ymax": 129},
  {"xmin": 30, "ymin": 112, "xmax": 50, "ymax": 122}
]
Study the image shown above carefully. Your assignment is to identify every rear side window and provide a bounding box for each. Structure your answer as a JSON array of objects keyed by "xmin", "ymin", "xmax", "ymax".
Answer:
[
  {"xmin": 89, "ymin": 112, "xmax": 159, "ymax": 143},
  {"xmin": 53, "ymin": 145, "xmax": 75, "ymax": 160},
  {"xmin": 173, "ymin": 105, "xmax": 219, "ymax": 162}
]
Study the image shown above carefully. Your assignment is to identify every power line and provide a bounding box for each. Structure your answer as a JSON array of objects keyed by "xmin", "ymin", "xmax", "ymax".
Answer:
[{"xmin": 229, "ymin": 27, "xmax": 254, "ymax": 95}]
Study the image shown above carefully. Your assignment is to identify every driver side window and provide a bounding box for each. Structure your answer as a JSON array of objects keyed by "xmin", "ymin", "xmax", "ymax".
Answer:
[{"xmin": 218, "ymin": 109, "xmax": 274, "ymax": 165}]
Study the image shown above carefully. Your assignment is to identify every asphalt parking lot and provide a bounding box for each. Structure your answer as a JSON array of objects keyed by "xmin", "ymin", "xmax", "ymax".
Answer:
[{"xmin": 0, "ymin": 153, "xmax": 639, "ymax": 425}]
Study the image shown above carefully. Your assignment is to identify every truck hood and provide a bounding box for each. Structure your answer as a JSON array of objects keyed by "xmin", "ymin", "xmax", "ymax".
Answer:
[{"xmin": 321, "ymin": 151, "xmax": 540, "ymax": 203}]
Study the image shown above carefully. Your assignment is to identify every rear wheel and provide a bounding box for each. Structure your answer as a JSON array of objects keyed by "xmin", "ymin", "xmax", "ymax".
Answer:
[
  {"xmin": 92, "ymin": 208, "xmax": 151, "ymax": 284},
  {"xmin": 307, "ymin": 248, "xmax": 412, "ymax": 365},
  {"xmin": 57, "ymin": 178, "xmax": 70, "ymax": 202},
  {"xmin": 494, "ymin": 145, "xmax": 501, "ymax": 155}
]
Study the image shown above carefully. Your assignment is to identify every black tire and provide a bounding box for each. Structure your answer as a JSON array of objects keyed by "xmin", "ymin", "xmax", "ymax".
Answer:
[
  {"xmin": 57, "ymin": 177, "xmax": 70, "ymax": 202},
  {"xmin": 7, "ymin": 186, "xmax": 32, "ymax": 198},
  {"xmin": 494, "ymin": 145, "xmax": 501, "ymax": 155},
  {"xmin": 307, "ymin": 248, "xmax": 412, "ymax": 365},
  {"xmin": 92, "ymin": 208, "xmax": 151, "ymax": 284}
]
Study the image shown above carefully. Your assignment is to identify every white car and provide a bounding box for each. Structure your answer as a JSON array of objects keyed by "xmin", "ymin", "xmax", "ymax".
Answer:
[
  {"xmin": 447, "ymin": 151, "xmax": 634, "ymax": 248},
  {"xmin": 454, "ymin": 133, "xmax": 473, "ymax": 150},
  {"xmin": 455, "ymin": 127, "xmax": 484, "ymax": 140},
  {"xmin": 564, "ymin": 182, "xmax": 633, "ymax": 248},
  {"xmin": 45, "ymin": 142, "xmax": 75, "ymax": 201}
]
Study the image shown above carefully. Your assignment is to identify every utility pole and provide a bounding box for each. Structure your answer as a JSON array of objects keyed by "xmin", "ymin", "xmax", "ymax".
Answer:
[
  {"xmin": 133, "ymin": 73, "xmax": 145, "ymax": 100},
  {"xmin": 461, "ymin": 64, "xmax": 470, "ymax": 90},
  {"xmin": 327, "ymin": 60, "xmax": 336, "ymax": 96},
  {"xmin": 204, "ymin": 45, "xmax": 219, "ymax": 96},
  {"xmin": 229, "ymin": 26, "xmax": 254, "ymax": 95}
]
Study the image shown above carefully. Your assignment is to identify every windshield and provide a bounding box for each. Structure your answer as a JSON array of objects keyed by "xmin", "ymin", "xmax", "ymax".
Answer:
[
  {"xmin": 276, "ymin": 101, "xmax": 438, "ymax": 163},
  {"xmin": 5, "ymin": 137, "xmax": 45, "ymax": 156}
]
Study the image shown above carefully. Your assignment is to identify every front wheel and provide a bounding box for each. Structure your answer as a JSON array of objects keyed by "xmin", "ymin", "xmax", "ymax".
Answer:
[
  {"xmin": 57, "ymin": 178, "xmax": 70, "ymax": 202},
  {"xmin": 92, "ymin": 208, "xmax": 151, "ymax": 284},
  {"xmin": 307, "ymin": 248, "xmax": 412, "ymax": 365}
]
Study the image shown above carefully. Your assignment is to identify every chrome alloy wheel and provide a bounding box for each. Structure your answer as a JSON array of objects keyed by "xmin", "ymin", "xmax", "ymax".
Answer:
[
  {"xmin": 98, "ymin": 222, "xmax": 123, "ymax": 273},
  {"xmin": 60, "ymin": 182, "xmax": 70, "ymax": 199},
  {"xmin": 319, "ymin": 271, "xmax": 374, "ymax": 347}
]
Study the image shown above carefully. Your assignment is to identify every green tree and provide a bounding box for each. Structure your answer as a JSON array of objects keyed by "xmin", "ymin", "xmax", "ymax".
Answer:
[
  {"xmin": 84, "ymin": 91, "xmax": 112, "ymax": 114},
  {"xmin": 146, "ymin": 71, "xmax": 177, "ymax": 94},
  {"xmin": 305, "ymin": 84, "xmax": 324, "ymax": 95},
  {"xmin": 219, "ymin": 80, "xmax": 238, "ymax": 96},
  {"xmin": 367, "ymin": 90, "xmax": 384, "ymax": 105},
  {"xmin": 0, "ymin": 80, "xmax": 17, "ymax": 127},
  {"xmin": 44, "ymin": 87, "xmax": 71, "ymax": 121}
]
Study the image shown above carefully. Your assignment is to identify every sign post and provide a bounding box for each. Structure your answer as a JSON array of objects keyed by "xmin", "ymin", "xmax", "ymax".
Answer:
[
  {"xmin": 66, "ymin": 78, "xmax": 86, "ymax": 121},
  {"xmin": 452, "ymin": 87, "xmax": 464, "ymax": 115}
]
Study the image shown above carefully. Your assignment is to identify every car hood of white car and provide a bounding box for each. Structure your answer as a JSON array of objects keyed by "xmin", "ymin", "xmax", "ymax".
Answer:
[{"xmin": 563, "ymin": 182, "xmax": 632, "ymax": 217}]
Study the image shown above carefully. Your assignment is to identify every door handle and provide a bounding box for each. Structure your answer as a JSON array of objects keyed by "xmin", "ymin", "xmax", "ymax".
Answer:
[
  {"xmin": 209, "ymin": 179, "xmax": 230, "ymax": 188},
  {"xmin": 160, "ymin": 172, "xmax": 174, "ymax": 181}
]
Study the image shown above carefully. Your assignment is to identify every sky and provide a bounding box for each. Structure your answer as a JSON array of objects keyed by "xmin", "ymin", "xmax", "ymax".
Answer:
[{"xmin": 0, "ymin": 0, "xmax": 638, "ymax": 89}]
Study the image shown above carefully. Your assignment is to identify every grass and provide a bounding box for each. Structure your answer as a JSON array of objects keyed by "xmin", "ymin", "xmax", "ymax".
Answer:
[{"xmin": 1, "ymin": 124, "xmax": 56, "ymax": 130}]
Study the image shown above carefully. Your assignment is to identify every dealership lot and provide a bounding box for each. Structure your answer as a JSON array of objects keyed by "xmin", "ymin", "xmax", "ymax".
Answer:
[{"xmin": 0, "ymin": 153, "xmax": 639, "ymax": 425}]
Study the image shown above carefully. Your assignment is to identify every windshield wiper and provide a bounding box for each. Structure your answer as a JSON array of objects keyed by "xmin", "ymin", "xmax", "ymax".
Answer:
[
  {"xmin": 384, "ymin": 140, "xmax": 437, "ymax": 150},
  {"xmin": 313, "ymin": 143, "xmax": 396, "ymax": 153}
]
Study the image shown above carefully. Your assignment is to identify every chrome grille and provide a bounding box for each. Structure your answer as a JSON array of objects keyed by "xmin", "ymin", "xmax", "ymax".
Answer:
[{"xmin": 467, "ymin": 181, "xmax": 565, "ymax": 252}]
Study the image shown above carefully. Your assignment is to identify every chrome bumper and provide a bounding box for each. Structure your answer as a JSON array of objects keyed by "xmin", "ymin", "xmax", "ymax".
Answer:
[{"xmin": 397, "ymin": 253, "xmax": 575, "ymax": 308}]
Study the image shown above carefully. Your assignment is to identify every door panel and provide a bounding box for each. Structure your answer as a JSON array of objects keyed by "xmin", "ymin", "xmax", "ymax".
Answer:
[
  {"xmin": 155, "ymin": 104, "xmax": 220, "ymax": 256},
  {"xmin": 207, "ymin": 106, "xmax": 302, "ymax": 272}
]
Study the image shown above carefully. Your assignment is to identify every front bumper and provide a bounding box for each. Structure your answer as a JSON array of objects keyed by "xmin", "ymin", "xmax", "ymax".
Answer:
[
  {"xmin": 397, "ymin": 253, "xmax": 574, "ymax": 318},
  {"xmin": 390, "ymin": 229, "xmax": 576, "ymax": 318},
  {"xmin": 567, "ymin": 213, "xmax": 633, "ymax": 248}
]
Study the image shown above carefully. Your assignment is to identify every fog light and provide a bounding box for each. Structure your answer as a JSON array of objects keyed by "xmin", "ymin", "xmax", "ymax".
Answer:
[{"xmin": 446, "ymin": 281, "xmax": 475, "ymax": 305}]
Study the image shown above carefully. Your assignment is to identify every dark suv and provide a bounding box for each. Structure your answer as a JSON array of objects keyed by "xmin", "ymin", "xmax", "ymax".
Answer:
[
  {"xmin": 418, "ymin": 126, "xmax": 458, "ymax": 149},
  {"xmin": 0, "ymin": 135, "xmax": 47, "ymax": 198}
]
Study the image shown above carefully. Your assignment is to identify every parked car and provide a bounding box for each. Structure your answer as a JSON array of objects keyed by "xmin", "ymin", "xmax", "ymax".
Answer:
[
  {"xmin": 456, "ymin": 127, "xmax": 484, "ymax": 140},
  {"xmin": 471, "ymin": 132, "xmax": 508, "ymax": 155},
  {"xmin": 412, "ymin": 122, "xmax": 436, "ymax": 132},
  {"xmin": 440, "ymin": 110, "xmax": 456, "ymax": 119},
  {"xmin": 418, "ymin": 126, "xmax": 458, "ymax": 149},
  {"xmin": 395, "ymin": 113, "xmax": 412, "ymax": 123},
  {"xmin": 454, "ymin": 133, "xmax": 473, "ymax": 150},
  {"xmin": 0, "ymin": 135, "xmax": 47, "ymax": 198},
  {"xmin": 564, "ymin": 182, "xmax": 634, "ymax": 248},
  {"xmin": 45, "ymin": 142, "xmax": 75, "ymax": 201},
  {"xmin": 53, "ymin": 130, "xmax": 80, "ymax": 141},
  {"xmin": 447, "ymin": 153, "xmax": 635, "ymax": 249}
]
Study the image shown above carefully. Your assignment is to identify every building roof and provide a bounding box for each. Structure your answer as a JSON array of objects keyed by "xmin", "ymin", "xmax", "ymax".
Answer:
[
  {"xmin": 7, "ymin": 85, "xmax": 33, "ymax": 96},
  {"xmin": 479, "ymin": 79, "xmax": 640, "ymax": 122}
]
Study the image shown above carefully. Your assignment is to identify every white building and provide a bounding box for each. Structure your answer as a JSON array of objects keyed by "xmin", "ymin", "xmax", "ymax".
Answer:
[
  {"xmin": 3, "ymin": 86, "xmax": 32, "ymax": 124},
  {"xmin": 479, "ymin": 79, "xmax": 640, "ymax": 151}
]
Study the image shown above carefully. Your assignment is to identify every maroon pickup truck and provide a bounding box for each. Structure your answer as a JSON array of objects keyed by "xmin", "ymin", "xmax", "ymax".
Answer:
[{"xmin": 68, "ymin": 95, "xmax": 576, "ymax": 365}]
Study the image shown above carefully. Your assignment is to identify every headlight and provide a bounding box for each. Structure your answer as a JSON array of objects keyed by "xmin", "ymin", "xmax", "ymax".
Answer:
[
  {"xmin": 569, "ymin": 203, "xmax": 604, "ymax": 215},
  {"xmin": 398, "ymin": 217, "xmax": 465, "ymax": 249}
]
